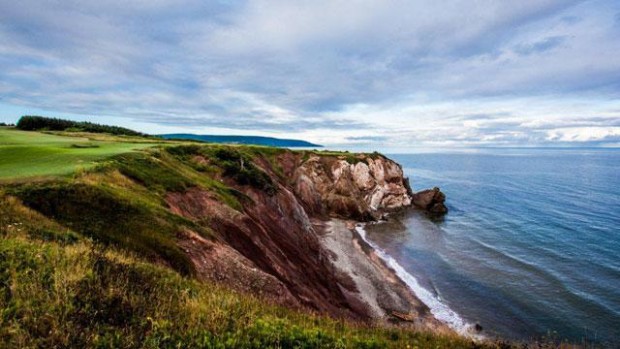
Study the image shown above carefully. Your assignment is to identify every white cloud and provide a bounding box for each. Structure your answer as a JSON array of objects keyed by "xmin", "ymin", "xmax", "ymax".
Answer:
[{"xmin": 546, "ymin": 127, "xmax": 620, "ymax": 142}]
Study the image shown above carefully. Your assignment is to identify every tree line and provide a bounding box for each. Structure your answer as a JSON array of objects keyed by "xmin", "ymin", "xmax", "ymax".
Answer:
[{"xmin": 16, "ymin": 116, "xmax": 146, "ymax": 136}]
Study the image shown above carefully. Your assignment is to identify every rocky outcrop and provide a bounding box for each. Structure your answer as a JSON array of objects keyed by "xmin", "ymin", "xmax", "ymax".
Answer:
[
  {"xmin": 412, "ymin": 187, "xmax": 448, "ymax": 215},
  {"xmin": 292, "ymin": 154, "xmax": 412, "ymax": 220}
]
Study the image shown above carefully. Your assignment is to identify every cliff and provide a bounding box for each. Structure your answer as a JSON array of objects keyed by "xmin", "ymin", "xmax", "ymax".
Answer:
[
  {"xmin": 164, "ymin": 148, "xmax": 430, "ymax": 322},
  {"xmin": 8, "ymin": 144, "xmax": 438, "ymax": 326}
]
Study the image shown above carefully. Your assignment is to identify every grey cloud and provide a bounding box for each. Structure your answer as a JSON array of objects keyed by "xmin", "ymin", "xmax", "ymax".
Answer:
[{"xmin": 514, "ymin": 36, "xmax": 567, "ymax": 55}]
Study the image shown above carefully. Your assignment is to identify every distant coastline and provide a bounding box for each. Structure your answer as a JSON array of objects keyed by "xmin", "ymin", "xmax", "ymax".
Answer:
[{"xmin": 160, "ymin": 133, "xmax": 322, "ymax": 148}]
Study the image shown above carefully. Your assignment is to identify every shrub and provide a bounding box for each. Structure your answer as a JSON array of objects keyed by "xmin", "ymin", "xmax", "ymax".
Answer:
[
  {"xmin": 165, "ymin": 144, "xmax": 204, "ymax": 158},
  {"xmin": 213, "ymin": 148, "xmax": 277, "ymax": 195}
]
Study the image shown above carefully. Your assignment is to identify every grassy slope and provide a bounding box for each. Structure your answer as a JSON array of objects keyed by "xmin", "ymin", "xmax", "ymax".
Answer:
[{"xmin": 0, "ymin": 128, "xmax": 510, "ymax": 348}]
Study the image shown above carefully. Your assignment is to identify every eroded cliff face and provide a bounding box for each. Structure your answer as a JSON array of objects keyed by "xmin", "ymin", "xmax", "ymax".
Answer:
[
  {"xmin": 165, "ymin": 150, "xmax": 423, "ymax": 322},
  {"xmin": 292, "ymin": 154, "xmax": 412, "ymax": 220}
]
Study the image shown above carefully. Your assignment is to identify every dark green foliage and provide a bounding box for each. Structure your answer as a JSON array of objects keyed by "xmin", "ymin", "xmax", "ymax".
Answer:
[
  {"xmin": 16, "ymin": 115, "xmax": 145, "ymax": 136},
  {"xmin": 12, "ymin": 183, "xmax": 194, "ymax": 276},
  {"xmin": 164, "ymin": 144, "xmax": 204, "ymax": 158},
  {"xmin": 213, "ymin": 148, "xmax": 277, "ymax": 195},
  {"xmin": 0, "ymin": 122, "xmax": 14, "ymax": 127},
  {"xmin": 71, "ymin": 248, "xmax": 159, "ymax": 337}
]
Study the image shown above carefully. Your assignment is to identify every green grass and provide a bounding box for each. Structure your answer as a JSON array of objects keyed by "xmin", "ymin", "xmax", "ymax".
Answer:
[{"xmin": 0, "ymin": 128, "xmax": 156, "ymax": 181}]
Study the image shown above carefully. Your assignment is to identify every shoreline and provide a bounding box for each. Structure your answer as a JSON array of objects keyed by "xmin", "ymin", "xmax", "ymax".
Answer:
[
  {"xmin": 356, "ymin": 220, "xmax": 479, "ymax": 337},
  {"xmin": 318, "ymin": 217, "xmax": 483, "ymax": 340},
  {"xmin": 316, "ymin": 218, "xmax": 454, "ymax": 334}
]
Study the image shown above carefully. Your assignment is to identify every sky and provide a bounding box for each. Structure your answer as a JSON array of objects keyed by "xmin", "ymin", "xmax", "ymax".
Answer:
[{"xmin": 1, "ymin": 0, "xmax": 619, "ymax": 149}]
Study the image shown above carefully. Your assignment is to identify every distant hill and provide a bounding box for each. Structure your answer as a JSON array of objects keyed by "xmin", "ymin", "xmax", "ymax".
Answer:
[{"xmin": 160, "ymin": 134, "xmax": 322, "ymax": 148}]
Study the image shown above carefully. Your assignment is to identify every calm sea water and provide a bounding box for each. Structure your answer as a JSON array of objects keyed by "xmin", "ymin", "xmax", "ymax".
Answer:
[{"xmin": 363, "ymin": 148, "xmax": 620, "ymax": 346}]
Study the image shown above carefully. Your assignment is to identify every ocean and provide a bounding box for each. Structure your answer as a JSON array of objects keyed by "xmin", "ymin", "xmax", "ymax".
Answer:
[{"xmin": 362, "ymin": 148, "xmax": 620, "ymax": 346}]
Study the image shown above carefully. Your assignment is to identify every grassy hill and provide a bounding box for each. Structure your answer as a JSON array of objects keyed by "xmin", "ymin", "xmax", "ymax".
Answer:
[{"xmin": 0, "ymin": 127, "xmax": 511, "ymax": 348}]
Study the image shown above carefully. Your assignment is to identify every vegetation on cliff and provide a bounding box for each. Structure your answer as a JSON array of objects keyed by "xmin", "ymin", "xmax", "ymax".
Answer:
[{"xmin": 0, "ymin": 127, "xmax": 510, "ymax": 348}]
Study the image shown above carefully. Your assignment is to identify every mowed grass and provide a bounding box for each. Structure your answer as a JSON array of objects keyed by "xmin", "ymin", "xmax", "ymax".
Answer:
[{"xmin": 0, "ymin": 128, "xmax": 156, "ymax": 181}]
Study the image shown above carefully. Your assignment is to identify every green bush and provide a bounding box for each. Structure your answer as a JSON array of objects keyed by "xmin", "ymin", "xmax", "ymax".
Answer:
[
  {"xmin": 165, "ymin": 144, "xmax": 204, "ymax": 158},
  {"xmin": 213, "ymin": 148, "xmax": 277, "ymax": 195}
]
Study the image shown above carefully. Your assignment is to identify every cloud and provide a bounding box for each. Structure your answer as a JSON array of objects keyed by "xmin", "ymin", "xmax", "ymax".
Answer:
[
  {"xmin": 0, "ymin": 0, "xmax": 619, "ymax": 147},
  {"xmin": 345, "ymin": 136, "xmax": 389, "ymax": 142},
  {"xmin": 546, "ymin": 127, "xmax": 620, "ymax": 142},
  {"xmin": 514, "ymin": 36, "xmax": 567, "ymax": 55}
]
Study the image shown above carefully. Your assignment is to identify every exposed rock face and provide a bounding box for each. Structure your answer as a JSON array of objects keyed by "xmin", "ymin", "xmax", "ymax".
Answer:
[
  {"xmin": 292, "ymin": 155, "xmax": 412, "ymax": 220},
  {"xmin": 165, "ymin": 150, "xmax": 439, "ymax": 323},
  {"xmin": 412, "ymin": 187, "xmax": 448, "ymax": 215},
  {"xmin": 167, "ymin": 186, "xmax": 358, "ymax": 318}
]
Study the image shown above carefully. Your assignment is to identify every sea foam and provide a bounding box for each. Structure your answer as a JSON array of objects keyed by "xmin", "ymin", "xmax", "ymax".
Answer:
[{"xmin": 355, "ymin": 224, "xmax": 477, "ymax": 336}]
